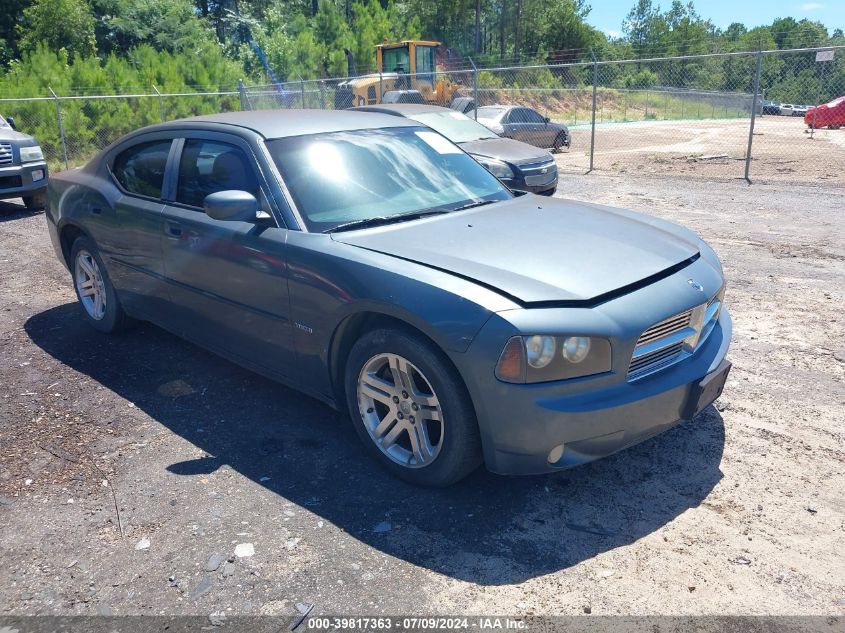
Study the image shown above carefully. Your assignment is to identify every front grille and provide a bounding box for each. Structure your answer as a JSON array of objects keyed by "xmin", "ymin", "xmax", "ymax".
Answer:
[
  {"xmin": 0, "ymin": 175, "xmax": 22, "ymax": 190},
  {"xmin": 636, "ymin": 309, "xmax": 693, "ymax": 346},
  {"xmin": 627, "ymin": 308, "xmax": 696, "ymax": 380},
  {"xmin": 628, "ymin": 342, "xmax": 684, "ymax": 376},
  {"xmin": 519, "ymin": 159, "xmax": 557, "ymax": 187},
  {"xmin": 0, "ymin": 142, "xmax": 13, "ymax": 167},
  {"xmin": 518, "ymin": 159, "xmax": 556, "ymax": 175}
]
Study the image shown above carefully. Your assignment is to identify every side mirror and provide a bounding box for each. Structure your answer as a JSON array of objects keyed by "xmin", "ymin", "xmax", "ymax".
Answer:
[
  {"xmin": 203, "ymin": 190, "xmax": 258, "ymax": 222},
  {"xmin": 6, "ymin": 116, "xmax": 17, "ymax": 130},
  {"xmin": 543, "ymin": 116, "xmax": 550, "ymax": 124}
]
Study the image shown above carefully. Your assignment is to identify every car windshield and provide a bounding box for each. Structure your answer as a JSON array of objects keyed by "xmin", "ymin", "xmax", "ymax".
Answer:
[
  {"xmin": 408, "ymin": 111, "xmax": 499, "ymax": 143},
  {"xmin": 475, "ymin": 107, "xmax": 506, "ymax": 119},
  {"xmin": 267, "ymin": 127, "xmax": 511, "ymax": 232}
]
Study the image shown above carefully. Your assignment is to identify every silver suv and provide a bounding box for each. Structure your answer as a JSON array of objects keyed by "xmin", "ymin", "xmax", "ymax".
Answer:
[{"xmin": 0, "ymin": 114, "xmax": 48, "ymax": 210}]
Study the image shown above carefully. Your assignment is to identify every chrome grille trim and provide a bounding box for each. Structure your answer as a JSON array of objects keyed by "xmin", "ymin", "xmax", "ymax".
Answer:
[
  {"xmin": 518, "ymin": 159, "xmax": 556, "ymax": 175},
  {"xmin": 629, "ymin": 342, "xmax": 684, "ymax": 376},
  {"xmin": 636, "ymin": 309, "xmax": 693, "ymax": 346},
  {"xmin": 0, "ymin": 143, "xmax": 13, "ymax": 167}
]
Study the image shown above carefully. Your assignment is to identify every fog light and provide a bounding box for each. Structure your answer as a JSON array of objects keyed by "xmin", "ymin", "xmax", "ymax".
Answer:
[
  {"xmin": 547, "ymin": 444, "xmax": 565, "ymax": 464},
  {"xmin": 31, "ymin": 169, "xmax": 44, "ymax": 182}
]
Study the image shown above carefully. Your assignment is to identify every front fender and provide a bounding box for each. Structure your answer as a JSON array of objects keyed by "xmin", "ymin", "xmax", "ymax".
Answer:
[{"xmin": 284, "ymin": 232, "xmax": 518, "ymax": 401}]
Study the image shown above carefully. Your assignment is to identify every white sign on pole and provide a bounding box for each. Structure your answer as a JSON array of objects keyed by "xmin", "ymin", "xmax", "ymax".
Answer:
[{"xmin": 816, "ymin": 50, "xmax": 834, "ymax": 62}]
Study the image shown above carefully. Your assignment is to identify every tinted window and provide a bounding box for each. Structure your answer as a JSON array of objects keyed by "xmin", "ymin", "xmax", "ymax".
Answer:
[
  {"xmin": 268, "ymin": 127, "xmax": 510, "ymax": 232},
  {"xmin": 506, "ymin": 109, "xmax": 527, "ymax": 123},
  {"xmin": 523, "ymin": 109, "xmax": 545, "ymax": 123},
  {"xmin": 176, "ymin": 140, "xmax": 259, "ymax": 208},
  {"xmin": 112, "ymin": 140, "xmax": 171, "ymax": 198}
]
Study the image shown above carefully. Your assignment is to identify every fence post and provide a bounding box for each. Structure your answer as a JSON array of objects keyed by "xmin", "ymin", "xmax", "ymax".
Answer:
[
  {"xmin": 319, "ymin": 80, "xmax": 326, "ymax": 110},
  {"xmin": 238, "ymin": 79, "xmax": 251, "ymax": 111},
  {"xmin": 379, "ymin": 72, "xmax": 383, "ymax": 103},
  {"xmin": 589, "ymin": 50, "xmax": 598, "ymax": 172},
  {"xmin": 152, "ymin": 85, "xmax": 165, "ymax": 123},
  {"xmin": 468, "ymin": 57, "xmax": 479, "ymax": 119},
  {"xmin": 49, "ymin": 87, "xmax": 69, "ymax": 171},
  {"xmin": 810, "ymin": 50, "xmax": 831, "ymax": 140},
  {"xmin": 299, "ymin": 75, "xmax": 306, "ymax": 108},
  {"xmin": 744, "ymin": 50, "xmax": 764, "ymax": 182}
]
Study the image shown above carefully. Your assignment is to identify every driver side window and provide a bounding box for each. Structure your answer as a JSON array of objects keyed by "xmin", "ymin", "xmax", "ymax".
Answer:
[{"xmin": 176, "ymin": 140, "xmax": 260, "ymax": 209}]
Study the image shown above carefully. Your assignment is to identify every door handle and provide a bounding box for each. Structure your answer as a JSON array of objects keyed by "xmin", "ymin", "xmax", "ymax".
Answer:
[
  {"xmin": 165, "ymin": 222, "xmax": 182, "ymax": 238},
  {"xmin": 90, "ymin": 206, "xmax": 102, "ymax": 215}
]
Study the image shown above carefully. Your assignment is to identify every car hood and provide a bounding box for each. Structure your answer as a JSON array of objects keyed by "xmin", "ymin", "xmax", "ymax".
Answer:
[
  {"xmin": 0, "ymin": 128, "xmax": 36, "ymax": 143},
  {"xmin": 331, "ymin": 196, "xmax": 701, "ymax": 304},
  {"xmin": 459, "ymin": 138, "xmax": 552, "ymax": 165}
]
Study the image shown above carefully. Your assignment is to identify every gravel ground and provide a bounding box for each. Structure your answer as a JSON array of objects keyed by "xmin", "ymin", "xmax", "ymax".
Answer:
[
  {"xmin": 558, "ymin": 116, "xmax": 845, "ymax": 185},
  {"xmin": 0, "ymin": 172, "xmax": 843, "ymax": 617}
]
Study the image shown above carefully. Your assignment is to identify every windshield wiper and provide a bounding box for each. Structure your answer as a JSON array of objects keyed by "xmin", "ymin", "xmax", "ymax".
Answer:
[
  {"xmin": 325, "ymin": 209, "xmax": 450, "ymax": 233},
  {"xmin": 451, "ymin": 199, "xmax": 499, "ymax": 212}
]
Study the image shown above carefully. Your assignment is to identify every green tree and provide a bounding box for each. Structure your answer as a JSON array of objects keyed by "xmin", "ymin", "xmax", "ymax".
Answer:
[{"xmin": 18, "ymin": 0, "xmax": 97, "ymax": 60}]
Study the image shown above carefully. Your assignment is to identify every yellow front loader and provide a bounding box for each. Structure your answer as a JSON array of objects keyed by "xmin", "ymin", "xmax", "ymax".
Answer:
[{"xmin": 335, "ymin": 40, "xmax": 464, "ymax": 108}]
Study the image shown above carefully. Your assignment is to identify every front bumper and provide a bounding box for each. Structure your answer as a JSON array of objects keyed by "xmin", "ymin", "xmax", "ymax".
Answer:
[
  {"xmin": 503, "ymin": 173, "xmax": 558, "ymax": 195},
  {"xmin": 451, "ymin": 251, "xmax": 732, "ymax": 475},
  {"xmin": 0, "ymin": 162, "xmax": 48, "ymax": 200},
  {"xmin": 466, "ymin": 310, "xmax": 730, "ymax": 475}
]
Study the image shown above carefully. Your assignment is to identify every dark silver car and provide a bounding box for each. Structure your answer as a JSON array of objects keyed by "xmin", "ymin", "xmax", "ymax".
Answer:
[
  {"xmin": 46, "ymin": 110, "xmax": 731, "ymax": 487},
  {"xmin": 0, "ymin": 114, "xmax": 48, "ymax": 210},
  {"xmin": 475, "ymin": 105, "xmax": 570, "ymax": 152},
  {"xmin": 358, "ymin": 104, "xmax": 558, "ymax": 195}
]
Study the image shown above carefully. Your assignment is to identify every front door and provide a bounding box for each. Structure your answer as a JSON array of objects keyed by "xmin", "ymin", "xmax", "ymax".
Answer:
[{"xmin": 160, "ymin": 135, "xmax": 295, "ymax": 381}]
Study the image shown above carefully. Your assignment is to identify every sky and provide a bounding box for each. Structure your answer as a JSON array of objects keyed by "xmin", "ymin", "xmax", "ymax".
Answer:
[{"xmin": 587, "ymin": 0, "xmax": 845, "ymax": 39}]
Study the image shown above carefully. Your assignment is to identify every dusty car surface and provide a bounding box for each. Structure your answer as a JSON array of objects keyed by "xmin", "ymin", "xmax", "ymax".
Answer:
[
  {"xmin": 45, "ymin": 109, "xmax": 731, "ymax": 486},
  {"xmin": 0, "ymin": 114, "xmax": 49, "ymax": 210},
  {"xmin": 358, "ymin": 103, "xmax": 558, "ymax": 195},
  {"xmin": 475, "ymin": 105, "xmax": 570, "ymax": 152}
]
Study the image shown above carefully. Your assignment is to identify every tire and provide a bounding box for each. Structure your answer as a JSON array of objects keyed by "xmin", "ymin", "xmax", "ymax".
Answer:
[
  {"xmin": 344, "ymin": 327, "xmax": 483, "ymax": 487},
  {"xmin": 552, "ymin": 131, "xmax": 568, "ymax": 153},
  {"xmin": 23, "ymin": 190, "xmax": 47, "ymax": 210},
  {"xmin": 70, "ymin": 236, "xmax": 130, "ymax": 333}
]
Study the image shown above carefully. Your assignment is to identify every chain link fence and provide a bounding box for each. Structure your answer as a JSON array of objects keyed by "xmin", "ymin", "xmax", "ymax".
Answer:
[{"xmin": 2, "ymin": 45, "xmax": 843, "ymax": 186}]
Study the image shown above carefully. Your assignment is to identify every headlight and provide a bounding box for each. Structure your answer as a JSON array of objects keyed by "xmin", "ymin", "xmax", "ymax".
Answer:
[
  {"xmin": 479, "ymin": 158, "xmax": 514, "ymax": 179},
  {"xmin": 495, "ymin": 335, "xmax": 612, "ymax": 383},
  {"xmin": 20, "ymin": 145, "xmax": 44, "ymax": 163}
]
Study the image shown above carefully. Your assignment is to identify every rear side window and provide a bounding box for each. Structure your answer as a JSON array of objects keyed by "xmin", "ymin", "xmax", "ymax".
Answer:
[
  {"xmin": 112, "ymin": 140, "xmax": 171, "ymax": 198},
  {"xmin": 176, "ymin": 140, "xmax": 260, "ymax": 209}
]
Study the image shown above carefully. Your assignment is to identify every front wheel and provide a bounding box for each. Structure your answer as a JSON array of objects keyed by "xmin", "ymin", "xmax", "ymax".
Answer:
[
  {"xmin": 344, "ymin": 328, "xmax": 482, "ymax": 487},
  {"xmin": 553, "ymin": 131, "xmax": 568, "ymax": 153},
  {"xmin": 70, "ymin": 236, "xmax": 130, "ymax": 333},
  {"xmin": 23, "ymin": 190, "xmax": 47, "ymax": 210}
]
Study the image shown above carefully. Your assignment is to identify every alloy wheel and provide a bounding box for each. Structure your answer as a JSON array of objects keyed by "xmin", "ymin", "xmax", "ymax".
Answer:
[
  {"xmin": 74, "ymin": 250, "xmax": 107, "ymax": 321},
  {"xmin": 356, "ymin": 353, "xmax": 444, "ymax": 468}
]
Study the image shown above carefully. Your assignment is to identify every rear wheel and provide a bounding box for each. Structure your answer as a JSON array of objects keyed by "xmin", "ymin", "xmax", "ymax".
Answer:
[
  {"xmin": 23, "ymin": 190, "xmax": 47, "ymax": 210},
  {"xmin": 70, "ymin": 236, "xmax": 130, "ymax": 333},
  {"xmin": 344, "ymin": 328, "xmax": 482, "ymax": 487}
]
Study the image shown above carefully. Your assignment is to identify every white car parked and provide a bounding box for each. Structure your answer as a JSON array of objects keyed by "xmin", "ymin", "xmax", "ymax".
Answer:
[{"xmin": 779, "ymin": 104, "xmax": 795, "ymax": 116}]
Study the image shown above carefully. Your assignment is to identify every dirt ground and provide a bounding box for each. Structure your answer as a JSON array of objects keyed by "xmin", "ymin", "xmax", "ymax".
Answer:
[
  {"xmin": 0, "ymin": 171, "xmax": 843, "ymax": 618},
  {"xmin": 558, "ymin": 115, "xmax": 845, "ymax": 185}
]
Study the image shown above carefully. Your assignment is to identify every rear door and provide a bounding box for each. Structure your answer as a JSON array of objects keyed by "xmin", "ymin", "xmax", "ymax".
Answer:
[
  {"xmin": 98, "ymin": 136, "xmax": 175, "ymax": 319},
  {"xmin": 159, "ymin": 132, "xmax": 296, "ymax": 381},
  {"xmin": 504, "ymin": 108, "xmax": 532, "ymax": 143}
]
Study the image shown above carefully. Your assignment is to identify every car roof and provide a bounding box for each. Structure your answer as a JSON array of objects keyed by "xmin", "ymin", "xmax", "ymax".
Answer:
[
  {"xmin": 356, "ymin": 104, "xmax": 454, "ymax": 117},
  {"xmin": 147, "ymin": 109, "xmax": 417, "ymax": 139}
]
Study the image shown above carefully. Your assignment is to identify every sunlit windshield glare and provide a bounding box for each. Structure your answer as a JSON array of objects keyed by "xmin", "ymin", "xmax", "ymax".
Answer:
[
  {"xmin": 476, "ymin": 106, "xmax": 506, "ymax": 119},
  {"xmin": 409, "ymin": 111, "xmax": 498, "ymax": 144},
  {"xmin": 268, "ymin": 127, "xmax": 510, "ymax": 232}
]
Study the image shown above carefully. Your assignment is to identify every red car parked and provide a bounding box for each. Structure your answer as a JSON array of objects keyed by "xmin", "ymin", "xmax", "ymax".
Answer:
[{"xmin": 805, "ymin": 96, "xmax": 845, "ymax": 129}]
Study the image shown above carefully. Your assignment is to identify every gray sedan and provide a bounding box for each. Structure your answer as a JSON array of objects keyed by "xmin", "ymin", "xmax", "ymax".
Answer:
[
  {"xmin": 46, "ymin": 110, "xmax": 731, "ymax": 487},
  {"xmin": 475, "ymin": 105, "xmax": 570, "ymax": 152},
  {"xmin": 357, "ymin": 103, "xmax": 558, "ymax": 195}
]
